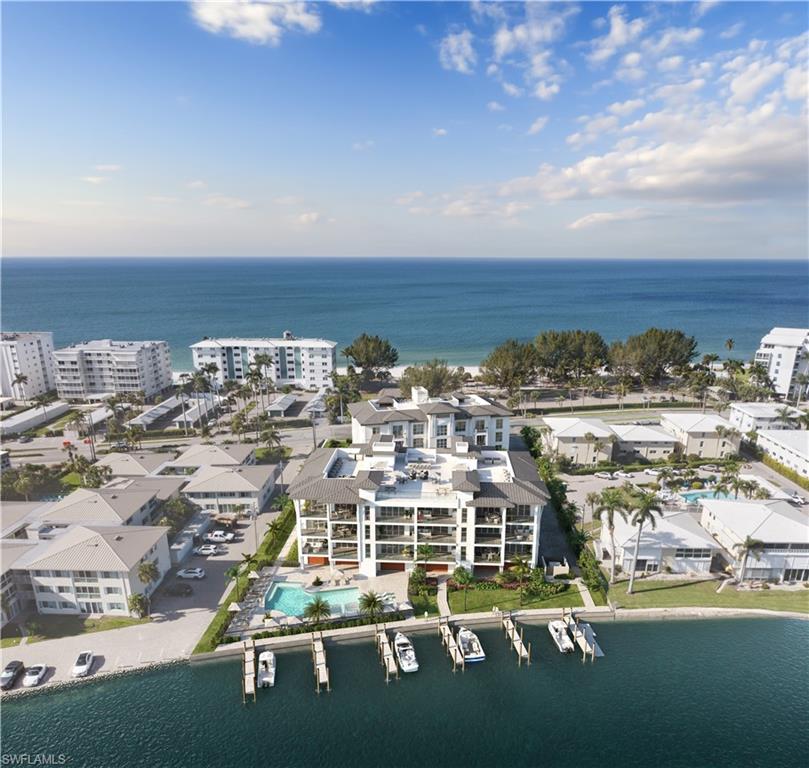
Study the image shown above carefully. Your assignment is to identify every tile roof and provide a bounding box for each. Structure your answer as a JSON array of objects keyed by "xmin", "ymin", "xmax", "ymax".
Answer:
[
  {"xmin": 171, "ymin": 443, "xmax": 255, "ymax": 467},
  {"xmin": 95, "ymin": 452, "xmax": 168, "ymax": 476},
  {"xmin": 182, "ymin": 465, "xmax": 275, "ymax": 493},
  {"xmin": 42, "ymin": 488, "xmax": 156, "ymax": 525}
]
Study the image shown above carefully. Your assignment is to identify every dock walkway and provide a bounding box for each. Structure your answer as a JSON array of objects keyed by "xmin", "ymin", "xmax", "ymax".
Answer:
[{"xmin": 500, "ymin": 612, "xmax": 531, "ymax": 666}]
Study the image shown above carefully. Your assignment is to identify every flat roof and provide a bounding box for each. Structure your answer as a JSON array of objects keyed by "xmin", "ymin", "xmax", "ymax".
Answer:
[
  {"xmin": 758, "ymin": 430, "xmax": 809, "ymax": 458},
  {"xmin": 701, "ymin": 498, "xmax": 809, "ymax": 542}
]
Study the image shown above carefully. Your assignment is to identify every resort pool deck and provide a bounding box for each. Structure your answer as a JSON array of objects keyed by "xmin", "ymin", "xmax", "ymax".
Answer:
[
  {"xmin": 264, "ymin": 583, "xmax": 361, "ymax": 618},
  {"xmin": 679, "ymin": 489, "xmax": 731, "ymax": 503}
]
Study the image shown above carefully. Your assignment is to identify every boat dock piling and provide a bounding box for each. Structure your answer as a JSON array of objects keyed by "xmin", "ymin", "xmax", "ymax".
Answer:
[
  {"xmin": 242, "ymin": 639, "xmax": 256, "ymax": 703},
  {"xmin": 375, "ymin": 626, "xmax": 399, "ymax": 683},
  {"xmin": 563, "ymin": 609, "xmax": 604, "ymax": 662},
  {"xmin": 438, "ymin": 617, "xmax": 465, "ymax": 672},
  {"xmin": 500, "ymin": 612, "xmax": 531, "ymax": 667},
  {"xmin": 311, "ymin": 631, "xmax": 331, "ymax": 693}
]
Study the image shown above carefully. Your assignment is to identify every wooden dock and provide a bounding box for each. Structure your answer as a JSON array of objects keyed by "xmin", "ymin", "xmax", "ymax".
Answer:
[
  {"xmin": 500, "ymin": 612, "xmax": 531, "ymax": 666},
  {"xmin": 376, "ymin": 627, "xmax": 399, "ymax": 683},
  {"xmin": 563, "ymin": 610, "xmax": 604, "ymax": 662},
  {"xmin": 242, "ymin": 639, "xmax": 256, "ymax": 703},
  {"xmin": 311, "ymin": 632, "xmax": 331, "ymax": 693},
  {"xmin": 438, "ymin": 617, "xmax": 465, "ymax": 672}
]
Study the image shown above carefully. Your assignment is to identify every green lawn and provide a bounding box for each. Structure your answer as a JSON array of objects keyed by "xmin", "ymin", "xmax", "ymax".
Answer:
[
  {"xmin": 0, "ymin": 623, "xmax": 23, "ymax": 648},
  {"xmin": 32, "ymin": 409, "xmax": 80, "ymax": 436},
  {"xmin": 409, "ymin": 591, "xmax": 440, "ymax": 617},
  {"xmin": 448, "ymin": 586, "xmax": 583, "ymax": 614},
  {"xmin": 61, "ymin": 471, "xmax": 83, "ymax": 488},
  {"xmin": 608, "ymin": 579, "xmax": 809, "ymax": 613},
  {"xmin": 255, "ymin": 446, "xmax": 293, "ymax": 465},
  {"xmin": 25, "ymin": 615, "xmax": 149, "ymax": 643}
]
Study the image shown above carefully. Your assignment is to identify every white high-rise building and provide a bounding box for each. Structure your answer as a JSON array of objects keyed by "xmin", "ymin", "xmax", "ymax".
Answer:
[
  {"xmin": 54, "ymin": 339, "xmax": 172, "ymax": 400},
  {"xmin": 755, "ymin": 327, "xmax": 809, "ymax": 399},
  {"xmin": 190, "ymin": 331, "xmax": 336, "ymax": 390},
  {"xmin": 0, "ymin": 332, "xmax": 56, "ymax": 399}
]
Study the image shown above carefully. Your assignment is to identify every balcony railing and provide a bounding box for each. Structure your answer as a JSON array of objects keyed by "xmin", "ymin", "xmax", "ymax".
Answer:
[
  {"xmin": 475, "ymin": 514, "xmax": 502, "ymax": 525},
  {"xmin": 506, "ymin": 514, "xmax": 534, "ymax": 524},
  {"xmin": 332, "ymin": 548, "xmax": 359, "ymax": 559},
  {"xmin": 376, "ymin": 513, "xmax": 414, "ymax": 523},
  {"xmin": 301, "ymin": 505, "xmax": 328, "ymax": 518},
  {"xmin": 505, "ymin": 530, "xmax": 533, "ymax": 543},
  {"xmin": 474, "ymin": 551, "xmax": 501, "ymax": 564},
  {"xmin": 475, "ymin": 536, "xmax": 502, "ymax": 546},
  {"xmin": 416, "ymin": 512, "xmax": 456, "ymax": 524},
  {"xmin": 417, "ymin": 531, "xmax": 455, "ymax": 544},
  {"xmin": 300, "ymin": 526, "xmax": 328, "ymax": 536},
  {"xmin": 331, "ymin": 509, "xmax": 357, "ymax": 521}
]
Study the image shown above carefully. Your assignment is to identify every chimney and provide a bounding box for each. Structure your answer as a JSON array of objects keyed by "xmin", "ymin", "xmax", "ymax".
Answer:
[{"xmin": 411, "ymin": 386, "xmax": 428, "ymax": 404}]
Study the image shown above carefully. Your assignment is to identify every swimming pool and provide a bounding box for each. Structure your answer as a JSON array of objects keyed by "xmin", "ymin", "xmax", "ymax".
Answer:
[
  {"xmin": 680, "ymin": 489, "xmax": 731, "ymax": 503},
  {"xmin": 264, "ymin": 583, "xmax": 361, "ymax": 617}
]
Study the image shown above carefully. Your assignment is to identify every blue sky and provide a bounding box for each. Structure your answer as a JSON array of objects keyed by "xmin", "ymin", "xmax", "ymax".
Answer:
[{"xmin": 3, "ymin": 1, "xmax": 807, "ymax": 258}]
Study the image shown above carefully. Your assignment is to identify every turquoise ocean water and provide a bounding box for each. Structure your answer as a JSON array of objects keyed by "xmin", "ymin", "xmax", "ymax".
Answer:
[
  {"xmin": 2, "ymin": 620, "xmax": 808, "ymax": 768},
  {"xmin": 2, "ymin": 258, "xmax": 807, "ymax": 369}
]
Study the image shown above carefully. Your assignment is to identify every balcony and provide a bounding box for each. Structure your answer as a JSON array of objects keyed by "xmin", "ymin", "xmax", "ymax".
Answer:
[
  {"xmin": 376, "ymin": 527, "xmax": 412, "ymax": 542},
  {"xmin": 474, "ymin": 550, "xmax": 502, "ymax": 565},
  {"xmin": 299, "ymin": 525, "xmax": 327, "ymax": 537},
  {"xmin": 376, "ymin": 549, "xmax": 412, "ymax": 561},
  {"xmin": 475, "ymin": 535, "xmax": 502, "ymax": 546},
  {"xmin": 331, "ymin": 524, "xmax": 358, "ymax": 541},
  {"xmin": 505, "ymin": 529, "xmax": 533, "ymax": 543},
  {"xmin": 331, "ymin": 506, "xmax": 357, "ymax": 521},
  {"xmin": 302, "ymin": 541, "xmax": 328, "ymax": 555},
  {"xmin": 506, "ymin": 513, "xmax": 534, "ymax": 524},
  {"xmin": 417, "ymin": 528, "xmax": 456, "ymax": 544},
  {"xmin": 475, "ymin": 513, "xmax": 502, "ymax": 526},
  {"xmin": 416, "ymin": 511, "xmax": 456, "ymax": 524},
  {"xmin": 376, "ymin": 512, "xmax": 414, "ymax": 524},
  {"xmin": 332, "ymin": 548, "xmax": 359, "ymax": 560},
  {"xmin": 301, "ymin": 504, "xmax": 328, "ymax": 518}
]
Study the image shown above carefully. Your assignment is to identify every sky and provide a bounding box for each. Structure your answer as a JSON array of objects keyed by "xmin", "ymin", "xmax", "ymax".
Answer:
[{"xmin": 3, "ymin": 1, "xmax": 808, "ymax": 259}]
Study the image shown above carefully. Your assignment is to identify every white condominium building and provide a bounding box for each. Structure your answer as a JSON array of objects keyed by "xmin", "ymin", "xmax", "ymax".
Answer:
[
  {"xmin": 755, "ymin": 327, "xmax": 809, "ymax": 399},
  {"xmin": 728, "ymin": 402, "xmax": 804, "ymax": 434},
  {"xmin": 0, "ymin": 332, "xmax": 55, "ymax": 399},
  {"xmin": 54, "ymin": 339, "xmax": 172, "ymax": 400},
  {"xmin": 349, "ymin": 387, "xmax": 511, "ymax": 450},
  {"xmin": 289, "ymin": 439, "xmax": 548, "ymax": 577},
  {"xmin": 190, "ymin": 331, "xmax": 336, "ymax": 390},
  {"xmin": 757, "ymin": 430, "xmax": 809, "ymax": 478}
]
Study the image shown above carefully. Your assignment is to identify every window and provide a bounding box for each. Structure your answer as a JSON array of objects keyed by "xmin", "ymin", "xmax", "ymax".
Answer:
[
  {"xmin": 107, "ymin": 602, "xmax": 125, "ymax": 611},
  {"xmin": 436, "ymin": 438, "xmax": 447, "ymax": 449},
  {"xmin": 413, "ymin": 423, "xmax": 424, "ymax": 435},
  {"xmin": 674, "ymin": 548, "xmax": 711, "ymax": 559},
  {"xmin": 495, "ymin": 419, "xmax": 503, "ymax": 428},
  {"xmin": 475, "ymin": 420, "xmax": 485, "ymax": 432},
  {"xmin": 413, "ymin": 438, "xmax": 424, "ymax": 448},
  {"xmin": 104, "ymin": 587, "xmax": 122, "ymax": 595},
  {"xmin": 436, "ymin": 425, "xmax": 448, "ymax": 436},
  {"xmin": 455, "ymin": 420, "xmax": 466, "ymax": 433},
  {"xmin": 495, "ymin": 432, "xmax": 502, "ymax": 443},
  {"xmin": 475, "ymin": 434, "xmax": 486, "ymax": 446}
]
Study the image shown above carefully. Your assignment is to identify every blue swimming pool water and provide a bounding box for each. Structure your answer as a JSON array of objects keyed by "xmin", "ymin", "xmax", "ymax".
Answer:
[
  {"xmin": 680, "ymin": 489, "xmax": 731, "ymax": 502},
  {"xmin": 264, "ymin": 583, "xmax": 360, "ymax": 617}
]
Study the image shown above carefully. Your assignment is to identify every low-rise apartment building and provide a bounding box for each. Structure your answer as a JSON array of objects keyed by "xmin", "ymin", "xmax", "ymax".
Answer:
[
  {"xmin": 0, "ymin": 331, "xmax": 56, "ymax": 399},
  {"xmin": 37, "ymin": 487, "xmax": 164, "ymax": 528},
  {"xmin": 349, "ymin": 387, "xmax": 511, "ymax": 449},
  {"xmin": 658, "ymin": 412, "xmax": 741, "ymax": 459},
  {"xmin": 757, "ymin": 430, "xmax": 809, "ymax": 478},
  {"xmin": 190, "ymin": 331, "xmax": 336, "ymax": 390},
  {"xmin": 542, "ymin": 417, "xmax": 615, "ymax": 465},
  {"xmin": 181, "ymin": 465, "xmax": 279, "ymax": 514},
  {"xmin": 599, "ymin": 509, "xmax": 720, "ymax": 576},
  {"xmin": 54, "ymin": 339, "xmax": 172, "ymax": 400},
  {"xmin": 289, "ymin": 440, "xmax": 549, "ymax": 576},
  {"xmin": 754, "ymin": 327, "xmax": 809, "ymax": 399},
  {"xmin": 611, "ymin": 423, "xmax": 677, "ymax": 461},
  {"xmin": 728, "ymin": 402, "xmax": 804, "ymax": 434},
  {"xmin": 700, "ymin": 498, "xmax": 809, "ymax": 582}
]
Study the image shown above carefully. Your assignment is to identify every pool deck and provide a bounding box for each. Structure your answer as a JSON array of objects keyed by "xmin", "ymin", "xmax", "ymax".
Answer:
[{"xmin": 227, "ymin": 565, "xmax": 409, "ymax": 636}]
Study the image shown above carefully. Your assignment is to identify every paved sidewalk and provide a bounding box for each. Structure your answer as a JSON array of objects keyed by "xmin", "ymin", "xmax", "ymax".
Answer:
[
  {"xmin": 436, "ymin": 578, "xmax": 451, "ymax": 616},
  {"xmin": 575, "ymin": 579, "xmax": 597, "ymax": 609}
]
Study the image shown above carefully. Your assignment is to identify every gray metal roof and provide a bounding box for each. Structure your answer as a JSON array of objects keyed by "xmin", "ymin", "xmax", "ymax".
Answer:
[
  {"xmin": 452, "ymin": 470, "xmax": 481, "ymax": 492},
  {"xmin": 42, "ymin": 488, "xmax": 157, "ymax": 525}
]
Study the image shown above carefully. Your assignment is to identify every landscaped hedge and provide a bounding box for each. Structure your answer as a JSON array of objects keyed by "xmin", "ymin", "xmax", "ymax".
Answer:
[
  {"xmin": 525, "ymin": 400, "xmax": 701, "ymax": 416},
  {"xmin": 762, "ymin": 455, "xmax": 809, "ymax": 491},
  {"xmin": 222, "ymin": 611, "xmax": 406, "ymax": 643},
  {"xmin": 578, "ymin": 546, "xmax": 608, "ymax": 604}
]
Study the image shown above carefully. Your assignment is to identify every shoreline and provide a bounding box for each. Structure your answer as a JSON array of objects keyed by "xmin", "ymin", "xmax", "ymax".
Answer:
[{"xmin": 3, "ymin": 606, "xmax": 805, "ymax": 701}]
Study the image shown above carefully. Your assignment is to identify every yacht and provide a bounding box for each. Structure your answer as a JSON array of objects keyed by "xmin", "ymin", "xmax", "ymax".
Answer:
[
  {"xmin": 393, "ymin": 632, "xmax": 419, "ymax": 673},
  {"xmin": 547, "ymin": 620, "xmax": 574, "ymax": 653},
  {"xmin": 256, "ymin": 650, "xmax": 276, "ymax": 688},
  {"xmin": 456, "ymin": 626, "xmax": 485, "ymax": 663}
]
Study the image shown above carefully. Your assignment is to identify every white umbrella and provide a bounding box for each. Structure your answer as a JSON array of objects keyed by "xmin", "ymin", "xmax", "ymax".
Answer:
[
  {"xmin": 286, "ymin": 615, "xmax": 303, "ymax": 626},
  {"xmin": 269, "ymin": 609, "xmax": 286, "ymax": 619},
  {"xmin": 228, "ymin": 602, "xmax": 242, "ymax": 613},
  {"xmin": 398, "ymin": 601, "xmax": 413, "ymax": 612},
  {"xmin": 247, "ymin": 570, "xmax": 260, "ymax": 581}
]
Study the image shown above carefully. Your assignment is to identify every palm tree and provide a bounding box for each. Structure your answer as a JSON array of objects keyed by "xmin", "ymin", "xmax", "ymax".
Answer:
[
  {"xmin": 13, "ymin": 471, "xmax": 34, "ymax": 501},
  {"xmin": 725, "ymin": 338, "xmax": 735, "ymax": 353},
  {"xmin": 260, "ymin": 424, "xmax": 283, "ymax": 459},
  {"xmin": 202, "ymin": 363, "xmax": 220, "ymax": 428},
  {"xmin": 585, "ymin": 491, "xmax": 601, "ymax": 526},
  {"xmin": 252, "ymin": 353, "xmax": 274, "ymax": 412},
  {"xmin": 794, "ymin": 372, "xmax": 809, "ymax": 408},
  {"xmin": 453, "ymin": 566, "xmax": 473, "ymax": 611},
  {"xmin": 775, "ymin": 406, "xmax": 795, "ymax": 428},
  {"xmin": 137, "ymin": 560, "xmax": 160, "ymax": 616},
  {"xmin": 231, "ymin": 413, "xmax": 246, "ymax": 443},
  {"xmin": 359, "ymin": 590, "xmax": 385, "ymax": 621},
  {"xmin": 303, "ymin": 596, "xmax": 332, "ymax": 624},
  {"xmin": 626, "ymin": 491, "xmax": 663, "ymax": 594},
  {"xmin": 596, "ymin": 488, "xmax": 628, "ymax": 584},
  {"xmin": 12, "ymin": 373, "xmax": 29, "ymax": 405},
  {"xmin": 416, "ymin": 543, "xmax": 435, "ymax": 570},
  {"xmin": 128, "ymin": 594, "xmax": 148, "ymax": 618},
  {"xmin": 31, "ymin": 393, "xmax": 49, "ymax": 420},
  {"xmin": 509, "ymin": 555, "xmax": 532, "ymax": 604},
  {"xmin": 734, "ymin": 536, "xmax": 765, "ymax": 583},
  {"xmin": 191, "ymin": 371, "xmax": 210, "ymax": 426},
  {"xmin": 177, "ymin": 375, "xmax": 192, "ymax": 436}
]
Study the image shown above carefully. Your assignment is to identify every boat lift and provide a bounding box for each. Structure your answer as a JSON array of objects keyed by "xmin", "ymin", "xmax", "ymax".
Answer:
[
  {"xmin": 311, "ymin": 631, "xmax": 331, "ymax": 693},
  {"xmin": 376, "ymin": 626, "xmax": 399, "ymax": 683},
  {"xmin": 437, "ymin": 617, "xmax": 465, "ymax": 672},
  {"xmin": 242, "ymin": 639, "xmax": 256, "ymax": 704},
  {"xmin": 563, "ymin": 609, "xmax": 604, "ymax": 662}
]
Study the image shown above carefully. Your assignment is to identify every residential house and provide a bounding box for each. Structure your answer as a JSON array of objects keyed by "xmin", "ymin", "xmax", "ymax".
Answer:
[
  {"xmin": 658, "ymin": 412, "xmax": 741, "ymax": 458},
  {"xmin": 542, "ymin": 417, "xmax": 615, "ymax": 465}
]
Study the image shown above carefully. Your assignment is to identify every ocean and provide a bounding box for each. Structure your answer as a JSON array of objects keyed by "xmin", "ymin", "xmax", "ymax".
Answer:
[
  {"xmin": 2, "ymin": 619, "xmax": 807, "ymax": 768},
  {"xmin": 2, "ymin": 258, "xmax": 807, "ymax": 370}
]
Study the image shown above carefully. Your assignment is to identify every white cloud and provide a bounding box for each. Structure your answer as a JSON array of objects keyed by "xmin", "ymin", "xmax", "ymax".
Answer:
[
  {"xmin": 94, "ymin": 164, "xmax": 121, "ymax": 172},
  {"xmin": 566, "ymin": 114, "xmax": 620, "ymax": 148},
  {"xmin": 352, "ymin": 139, "xmax": 375, "ymax": 151},
  {"xmin": 784, "ymin": 65, "xmax": 809, "ymax": 101},
  {"xmin": 693, "ymin": 1, "xmax": 720, "ymax": 20},
  {"xmin": 190, "ymin": 0, "xmax": 322, "ymax": 46},
  {"xmin": 186, "ymin": 180, "xmax": 207, "ymax": 190},
  {"xmin": 439, "ymin": 29, "xmax": 476, "ymax": 74},
  {"xmin": 567, "ymin": 208, "xmax": 659, "ymax": 230},
  {"xmin": 202, "ymin": 194, "xmax": 251, "ymax": 210},
  {"xmin": 80, "ymin": 176, "xmax": 106, "ymax": 185},
  {"xmin": 297, "ymin": 211, "xmax": 321, "ymax": 225},
  {"xmin": 502, "ymin": 81, "xmax": 523, "ymax": 97},
  {"xmin": 644, "ymin": 27, "xmax": 704, "ymax": 57},
  {"xmin": 726, "ymin": 57, "xmax": 788, "ymax": 103},
  {"xmin": 720, "ymin": 22, "xmax": 744, "ymax": 40},
  {"xmin": 654, "ymin": 78, "xmax": 706, "ymax": 103},
  {"xmin": 433, "ymin": 127, "xmax": 448, "ymax": 137},
  {"xmin": 588, "ymin": 5, "xmax": 646, "ymax": 65},
  {"xmin": 658, "ymin": 55, "xmax": 683, "ymax": 72},
  {"xmin": 527, "ymin": 116, "xmax": 548, "ymax": 135},
  {"xmin": 492, "ymin": 3, "xmax": 577, "ymax": 61},
  {"xmin": 616, "ymin": 51, "xmax": 645, "ymax": 82},
  {"xmin": 147, "ymin": 195, "xmax": 180, "ymax": 204},
  {"xmin": 395, "ymin": 191, "xmax": 424, "ymax": 206},
  {"xmin": 487, "ymin": 100, "xmax": 505, "ymax": 112},
  {"xmin": 274, "ymin": 195, "xmax": 303, "ymax": 205},
  {"xmin": 608, "ymin": 98, "xmax": 645, "ymax": 116}
]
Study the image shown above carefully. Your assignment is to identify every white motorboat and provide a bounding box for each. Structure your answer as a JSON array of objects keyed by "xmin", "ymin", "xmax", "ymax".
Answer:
[
  {"xmin": 456, "ymin": 626, "xmax": 486, "ymax": 663},
  {"xmin": 393, "ymin": 632, "xmax": 419, "ymax": 673},
  {"xmin": 256, "ymin": 650, "xmax": 276, "ymax": 688},
  {"xmin": 547, "ymin": 620, "xmax": 574, "ymax": 653}
]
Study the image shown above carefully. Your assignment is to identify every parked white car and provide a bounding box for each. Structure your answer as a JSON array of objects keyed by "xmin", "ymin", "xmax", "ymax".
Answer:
[
  {"xmin": 614, "ymin": 470, "xmax": 634, "ymax": 479},
  {"xmin": 72, "ymin": 651, "xmax": 94, "ymax": 678},
  {"xmin": 22, "ymin": 664, "xmax": 47, "ymax": 688},
  {"xmin": 204, "ymin": 530, "xmax": 236, "ymax": 543},
  {"xmin": 644, "ymin": 468, "xmax": 662, "ymax": 477},
  {"xmin": 594, "ymin": 471, "xmax": 614, "ymax": 480},
  {"xmin": 193, "ymin": 545, "xmax": 221, "ymax": 557},
  {"xmin": 176, "ymin": 567, "xmax": 206, "ymax": 579}
]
